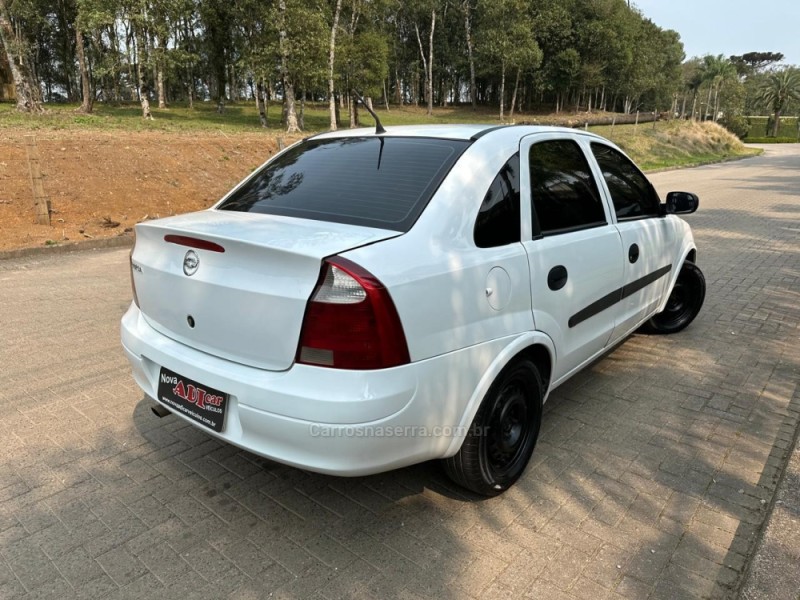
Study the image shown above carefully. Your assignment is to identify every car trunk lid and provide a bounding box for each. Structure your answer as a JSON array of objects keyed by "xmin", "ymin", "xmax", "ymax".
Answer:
[{"xmin": 131, "ymin": 210, "xmax": 401, "ymax": 371}]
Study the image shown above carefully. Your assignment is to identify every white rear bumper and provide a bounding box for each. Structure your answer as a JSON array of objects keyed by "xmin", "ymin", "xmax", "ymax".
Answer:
[{"xmin": 120, "ymin": 303, "xmax": 511, "ymax": 476}]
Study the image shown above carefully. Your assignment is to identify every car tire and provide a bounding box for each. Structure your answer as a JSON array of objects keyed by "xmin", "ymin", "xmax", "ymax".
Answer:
[
  {"xmin": 641, "ymin": 261, "xmax": 705, "ymax": 334},
  {"xmin": 443, "ymin": 357, "xmax": 543, "ymax": 496}
]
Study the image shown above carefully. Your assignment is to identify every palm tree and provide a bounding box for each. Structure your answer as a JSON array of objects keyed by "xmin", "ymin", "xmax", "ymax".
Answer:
[
  {"xmin": 758, "ymin": 70, "xmax": 800, "ymax": 137},
  {"xmin": 699, "ymin": 55, "xmax": 737, "ymax": 121}
]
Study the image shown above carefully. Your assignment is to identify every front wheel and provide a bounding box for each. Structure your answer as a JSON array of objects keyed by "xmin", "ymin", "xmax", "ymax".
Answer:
[
  {"xmin": 642, "ymin": 261, "xmax": 705, "ymax": 334},
  {"xmin": 443, "ymin": 358, "xmax": 543, "ymax": 496}
]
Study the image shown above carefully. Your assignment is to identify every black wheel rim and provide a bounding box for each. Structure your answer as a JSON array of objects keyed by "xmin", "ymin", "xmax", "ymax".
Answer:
[
  {"xmin": 485, "ymin": 380, "xmax": 533, "ymax": 478},
  {"xmin": 656, "ymin": 270, "xmax": 701, "ymax": 330}
]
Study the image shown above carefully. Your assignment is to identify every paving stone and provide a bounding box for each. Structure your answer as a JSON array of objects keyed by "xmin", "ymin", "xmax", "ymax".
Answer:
[{"xmin": 95, "ymin": 546, "xmax": 149, "ymax": 587}]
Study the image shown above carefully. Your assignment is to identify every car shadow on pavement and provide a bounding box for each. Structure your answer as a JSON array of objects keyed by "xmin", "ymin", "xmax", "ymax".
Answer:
[{"xmin": 119, "ymin": 292, "xmax": 800, "ymax": 600}]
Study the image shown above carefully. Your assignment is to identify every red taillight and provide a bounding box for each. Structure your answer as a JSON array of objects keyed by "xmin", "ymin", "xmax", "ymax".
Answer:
[{"xmin": 297, "ymin": 257, "xmax": 410, "ymax": 370}]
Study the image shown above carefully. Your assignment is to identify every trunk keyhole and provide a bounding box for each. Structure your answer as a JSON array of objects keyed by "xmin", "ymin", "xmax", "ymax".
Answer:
[{"xmin": 187, "ymin": 315, "xmax": 195, "ymax": 328}]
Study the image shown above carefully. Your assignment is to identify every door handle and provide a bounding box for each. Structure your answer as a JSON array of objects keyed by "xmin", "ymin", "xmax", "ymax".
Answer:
[
  {"xmin": 547, "ymin": 265, "xmax": 568, "ymax": 291},
  {"xmin": 628, "ymin": 244, "xmax": 640, "ymax": 263}
]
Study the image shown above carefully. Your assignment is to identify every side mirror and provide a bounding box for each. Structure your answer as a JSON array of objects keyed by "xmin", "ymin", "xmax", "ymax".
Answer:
[{"xmin": 665, "ymin": 191, "xmax": 699, "ymax": 215}]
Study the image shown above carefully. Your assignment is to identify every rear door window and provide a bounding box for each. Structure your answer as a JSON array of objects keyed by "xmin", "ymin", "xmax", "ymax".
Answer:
[{"xmin": 218, "ymin": 137, "xmax": 470, "ymax": 231}]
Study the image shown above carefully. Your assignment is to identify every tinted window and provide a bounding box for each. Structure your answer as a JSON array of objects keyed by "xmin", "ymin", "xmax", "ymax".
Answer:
[
  {"xmin": 591, "ymin": 143, "xmax": 660, "ymax": 219},
  {"xmin": 528, "ymin": 140, "xmax": 606, "ymax": 235},
  {"xmin": 218, "ymin": 137, "xmax": 470, "ymax": 231},
  {"xmin": 474, "ymin": 154, "xmax": 521, "ymax": 248}
]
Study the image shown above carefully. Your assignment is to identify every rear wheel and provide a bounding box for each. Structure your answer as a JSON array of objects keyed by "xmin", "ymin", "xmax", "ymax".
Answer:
[
  {"xmin": 443, "ymin": 358, "xmax": 543, "ymax": 496},
  {"xmin": 642, "ymin": 261, "xmax": 705, "ymax": 334}
]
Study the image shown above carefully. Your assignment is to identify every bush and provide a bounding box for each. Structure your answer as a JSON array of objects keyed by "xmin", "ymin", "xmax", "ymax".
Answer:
[
  {"xmin": 719, "ymin": 114, "xmax": 750, "ymax": 139},
  {"xmin": 748, "ymin": 116, "xmax": 799, "ymax": 138}
]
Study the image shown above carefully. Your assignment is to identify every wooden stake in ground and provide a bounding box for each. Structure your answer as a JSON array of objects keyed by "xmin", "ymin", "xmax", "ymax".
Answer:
[{"xmin": 24, "ymin": 136, "xmax": 51, "ymax": 225}]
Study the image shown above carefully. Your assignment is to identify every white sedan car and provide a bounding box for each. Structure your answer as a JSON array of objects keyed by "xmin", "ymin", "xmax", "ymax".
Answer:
[{"xmin": 121, "ymin": 124, "xmax": 704, "ymax": 496}]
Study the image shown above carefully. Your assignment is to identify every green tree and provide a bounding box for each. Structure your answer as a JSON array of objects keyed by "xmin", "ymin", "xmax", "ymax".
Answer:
[
  {"xmin": 699, "ymin": 54, "xmax": 737, "ymax": 121},
  {"xmin": 0, "ymin": 0, "xmax": 43, "ymax": 111},
  {"xmin": 730, "ymin": 51, "xmax": 784, "ymax": 77},
  {"xmin": 477, "ymin": 0, "xmax": 541, "ymax": 120},
  {"xmin": 758, "ymin": 69, "xmax": 800, "ymax": 137}
]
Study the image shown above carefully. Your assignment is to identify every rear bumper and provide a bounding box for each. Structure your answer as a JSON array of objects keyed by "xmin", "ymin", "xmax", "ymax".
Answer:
[{"xmin": 121, "ymin": 303, "xmax": 508, "ymax": 476}]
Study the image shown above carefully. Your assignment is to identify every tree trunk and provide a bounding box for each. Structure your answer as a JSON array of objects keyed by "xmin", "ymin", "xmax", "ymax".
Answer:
[
  {"xmin": 123, "ymin": 23, "xmax": 137, "ymax": 101},
  {"xmin": 772, "ymin": 110, "xmax": 781, "ymax": 137},
  {"xmin": 264, "ymin": 81, "xmax": 270, "ymax": 124},
  {"xmin": 299, "ymin": 89, "xmax": 305, "ymax": 130},
  {"xmin": 414, "ymin": 23, "xmax": 428, "ymax": 107},
  {"xmin": 157, "ymin": 62, "xmax": 166, "ymax": 108},
  {"xmin": 395, "ymin": 68, "xmax": 402, "ymax": 105},
  {"xmin": 704, "ymin": 84, "xmax": 713, "ymax": 121},
  {"xmin": 183, "ymin": 17, "xmax": 195, "ymax": 109},
  {"xmin": 256, "ymin": 79, "xmax": 267, "ymax": 127},
  {"xmin": 133, "ymin": 24, "xmax": 152, "ymax": 120},
  {"xmin": 349, "ymin": 92, "xmax": 358, "ymax": 128},
  {"xmin": 499, "ymin": 61, "xmax": 505, "ymax": 120},
  {"xmin": 463, "ymin": 0, "xmax": 476, "ymax": 109},
  {"xmin": 327, "ymin": 0, "xmax": 342, "ymax": 131},
  {"xmin": 75, "ymin": 26, "xmax": 92, "ymax": 113},
  {"xmin": 278, "ymin": 0, "xmax": 299, "ymax": 133},
  {"xmin": 0, "ymin": 1, "xmax": 43, "ymax": 113},
  {"xmin": 228, "ymin": 61, "xmax": 236, "ymax": 101},
  {"xmin": 57, "ymin": 0, "xmax": 74, "ymax": 101},
  {"xmin": 680, "ymin": 93, "xmax": 687, "ymax": 119},
  {"xmin": 426, "ymin": 9, "xmax": 435, "ymax": 116},
  {"xmin": 284, "ymin": 82, "xmax": 299, "ymax": 132},
  {"xmin": 108, "ymin": 24, "xmax": 122, "ymax": 103},
  {"xmin": 509, "ymin": 67, "xmax": 520, "ymax": 121}
]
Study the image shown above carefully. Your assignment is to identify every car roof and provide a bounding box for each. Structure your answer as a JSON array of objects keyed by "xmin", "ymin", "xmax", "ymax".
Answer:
[{"xmin": 309, "ymin": 124, "xmax": 606, "ymax": 143}]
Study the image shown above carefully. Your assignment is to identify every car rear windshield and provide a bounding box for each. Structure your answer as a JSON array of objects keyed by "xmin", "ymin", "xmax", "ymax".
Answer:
[{"xmin": 217, "ymin": 136, "xmax": 470, "ymax": 231}]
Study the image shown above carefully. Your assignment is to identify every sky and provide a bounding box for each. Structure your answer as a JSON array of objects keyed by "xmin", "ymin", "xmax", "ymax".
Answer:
[{"xmin": 634, "ymin": 0, "xmax": 800, "ymax": 66}]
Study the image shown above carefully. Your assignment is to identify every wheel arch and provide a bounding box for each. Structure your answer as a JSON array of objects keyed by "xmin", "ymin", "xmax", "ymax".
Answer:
[
  {"xmin": 518, "ymin": 344, "xmax": 553, "ymax": 395},
  {"xmin": 442, "ymin": 332, "xmax": 555, "ymax": 458},
  {"xmin": 657, "ymin": 243, "xmax": 698, "ymax": 314}
]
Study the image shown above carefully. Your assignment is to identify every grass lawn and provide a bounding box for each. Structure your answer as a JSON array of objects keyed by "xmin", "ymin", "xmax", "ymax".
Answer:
[
  {"xmin": 0, "ymin": 100, "xmax": 505, "ymax": 133},
  {"xmin": 0, "ymin": 100, "xmax": 760, "ymax": 171}
]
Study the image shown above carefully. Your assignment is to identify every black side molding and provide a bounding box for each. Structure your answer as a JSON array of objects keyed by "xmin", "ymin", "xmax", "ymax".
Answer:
[{"xmin": 568, "ymin": 264, "xmax": 672, "ymax": 328}]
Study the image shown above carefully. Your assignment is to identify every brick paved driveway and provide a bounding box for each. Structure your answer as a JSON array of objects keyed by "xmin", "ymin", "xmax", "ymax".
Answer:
[{"xmin": 1, "ymin": 145, "xmax": 798, "ymax": 600}]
